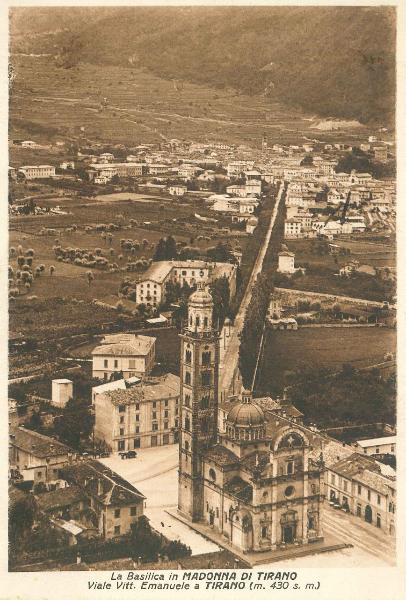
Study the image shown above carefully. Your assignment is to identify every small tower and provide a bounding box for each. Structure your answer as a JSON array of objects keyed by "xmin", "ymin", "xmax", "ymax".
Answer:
[{"xmin": 178, "ymin": 283, "xmax": 220, "ymax": 521}]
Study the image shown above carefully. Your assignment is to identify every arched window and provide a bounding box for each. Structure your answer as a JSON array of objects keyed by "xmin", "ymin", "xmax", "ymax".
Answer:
[
  {"xmin": 184, "ymin": 394, "xmax": 190, "ymax": 407},
  {"xmin": 185, "ymin": 350, "xmax": 192, "ymax": 364},
  {"xmin": 185, "ymin": 441, "xmax": 189, "ymax": 451},
  {"xmin": 201, "ymin": 371, "xmax": 211, "ymax": 386},
  {"xmin": 196, "ymin": 316, "xmax": 200, "ymax": 327},
  {"xmin": 184, "ymin": 417, "xmax": 190, "ymax": 431},
  {"xmin": 209, "ymin": 468, "xmax": 216, "ymax": 481},
  {"xmin": 286, "ymin": 460, "xmax": 294, "ymax": 475},
  {"xmin": 204, "ymin": 317, "xmax": 208, "ymax": 328},
  {"xmin": 201, "ymin": 396, "xmax": 209, "ymax": 409},
  {"xmin": 202, "ymin": 351, "xmax": 211, "ymax": 366},
  {"xmin": 185, "ymin": 371, "xmax": 191, "ymax": 385}
]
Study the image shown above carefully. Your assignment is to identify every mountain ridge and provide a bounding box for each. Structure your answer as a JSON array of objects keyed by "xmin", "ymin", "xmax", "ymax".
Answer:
[{"xmin": 10, "ymin": 6, "xmax": 396, "ymax": 126}]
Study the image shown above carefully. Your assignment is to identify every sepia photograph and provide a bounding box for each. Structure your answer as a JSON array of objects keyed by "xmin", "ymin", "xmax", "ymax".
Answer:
[{"xmin": 5, "ymin": 0, "xmax": 401, "ymax": 588}]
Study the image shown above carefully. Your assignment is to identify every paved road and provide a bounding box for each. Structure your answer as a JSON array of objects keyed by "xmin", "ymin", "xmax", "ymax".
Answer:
[
  {"xmin": 323, "ymin": 505, "xmax": 396, "ymax": 566},
  {"xmin": 219, "ymin": 183, "xmax": 285, "ymax": 400}
]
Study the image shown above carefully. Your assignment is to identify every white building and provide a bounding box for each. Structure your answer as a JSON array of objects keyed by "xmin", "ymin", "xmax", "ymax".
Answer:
[
  {"xmin": 168, "ymin": 185, "xmax": 187, "ymax": 196},
  {"xmin": 278, "ymin": 251, "xmax": 296, "ymax": 274},
  {"xmin": 136, "ymin": 260, "xmax": 237, "ymax": 308},
  {"xmin": 92, "ymin": 334, "xmax": 156, "ymax": 381},
  {"xmin": 18, "ymin": 165, "xmax": 56, "ymax": 179},
  {"xmin": 356, "ymin": 436, "xmax": 396, "ymax": 456},
  {"xmin": 94, "ymin": 373, "xmax": 180, "ymax": 451},
  {"xmin": 51, "ymin": 379, "xmax": 73, "ymax": 408}
]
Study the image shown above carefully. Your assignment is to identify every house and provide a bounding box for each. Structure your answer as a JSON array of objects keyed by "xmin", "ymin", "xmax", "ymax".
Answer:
[
  {"xmin": 246, "ymin": 216, "xmax": 258, "ymax": 234},
  {"xmin": 356, "ymin": 436, "xmax": 396, "ymax": 456},
  {"xmin": 94, "ymin": 175, "xmax": 110, "ymax": 185},
  {"xmin": 91, "ymin": 334, "xmax": 156, "ymax": 381},
  {"xmin": 227, "ymin": 160, "xmax": 254, "ymax": 177},
  {"xmin": 284, "ymin": 219, "xmax": 302, "ymax": 238},
  {"xmin": 18, "ymin": 165, "xmax": 56, "ymax": 179},
  {"xmin": 277, "ymin": 250, "xmax": 296, "ymax": 274},
  {"xmin": 148, "ymin": 164, "xmax": 169, "ymax": 175},
  {"xmin": 91, "ymin": 162, "xmax": 146, "ymax": 178},
  {"xmin": 9, "ymin": 427, "xmax": 74, "ymax": 487},
  {"xmin": 374, "ymin": 146, "xmax": 388, "ymax": 161},
  {"xmin": 325, "ymin": 453, "xmax": 396, "ymax": 536},
  {"xmin": 245, "ymin": 180, "xmax": 262, "ymax": 196},
  {"xmin": 99, "ymin": 152, "xmax": 115, "ymax": 163},
  {"xmin": 168, "ymin": 184, "xmax": 187, "ymax": 196},
  {"xmin": 60, "ymin": 161, "xmax": 75, "ymax": 170},
  {"xmin": 21, "ymin": 140, "xmax": 38, "ymax": 148},
  {"xmin": 59, "ymin": 460, "xmax": 145, "ymax": 539},
  {"xmin": 94, "ymin": 373, "xmax": 180, "ymax": 451}
]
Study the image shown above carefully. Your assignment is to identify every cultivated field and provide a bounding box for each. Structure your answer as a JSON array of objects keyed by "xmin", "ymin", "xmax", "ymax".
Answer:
[
  {"xmin": 9, "ymin": 56, "xmax": 375, "ymax": 150},
  {"xmin": 256, "ymin": 326, "xmax": 396, "ymax": 395}
]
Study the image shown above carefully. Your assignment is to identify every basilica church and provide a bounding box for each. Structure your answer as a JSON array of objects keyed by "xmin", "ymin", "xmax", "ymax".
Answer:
[{"xmin": 178, "ymin": 283, "xmax": 324, "ymax": 553}]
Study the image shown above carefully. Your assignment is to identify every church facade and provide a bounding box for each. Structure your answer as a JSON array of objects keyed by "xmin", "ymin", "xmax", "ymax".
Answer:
[{"xmin": 178, "ymin": 283, "xmax": 324, "ymax": 553}]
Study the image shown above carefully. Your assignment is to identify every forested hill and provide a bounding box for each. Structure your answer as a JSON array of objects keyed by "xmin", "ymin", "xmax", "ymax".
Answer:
[{"xmin": 10, "ymin": 6, "xmax": 395, "ymax": 125}]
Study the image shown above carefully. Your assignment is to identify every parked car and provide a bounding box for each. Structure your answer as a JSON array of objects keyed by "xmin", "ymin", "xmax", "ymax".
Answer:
[{"xmin": 119, "ymin": 450, "xmax": 137, "ymax": 459}]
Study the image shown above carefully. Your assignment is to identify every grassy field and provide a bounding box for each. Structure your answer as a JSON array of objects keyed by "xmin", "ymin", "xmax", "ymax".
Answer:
[
  {"xmin": 9, "ymin": 56, "xmax": 373, "ymax": 149},
  {"xmin": 255, "ymin": 326, "xmax": 396, "ymax": 396},
  {"xmin": 9, "ymin": 191, "xmax": 249, "ymax": 304},
  {"xmin": 287, "ymin": 238, "xmax": 396, "ymax": 271}
]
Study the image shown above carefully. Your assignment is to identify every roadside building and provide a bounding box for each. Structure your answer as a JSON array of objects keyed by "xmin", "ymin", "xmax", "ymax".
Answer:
[
  {"xmin": 91, "ymin": 334, "xmax": 156, "ymax": 381},
  {"xmin": 277, "ymin": 250, "xmax": 296, "ymax": 274},
  {"xmin": 94, "ymin": 373, "xmax": 180, "ymax": 451},
  {"xmin": 9, "ymin": 426, "xmax": 74, "ymax": 487},
  {"xmin": 59, "ymin": 459, "xmax": 145, "ymax": 539},
  {"xmin": 325, "ymin": 453, "xmax": 396, "ymax": 536}
]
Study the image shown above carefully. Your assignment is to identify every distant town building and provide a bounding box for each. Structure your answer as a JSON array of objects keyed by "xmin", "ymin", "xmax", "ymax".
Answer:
[
  {"xmin": 94, "ymin": 373, "xmax": 180, "ymax": 451},
  {"xmin": 92, "ymin": 334, "xmax": 156, "ymax": 381},
  {"xmin": 168, "ymin": 184, "xmax": 187, "ymax": 196},
  {"xmin": 18, "ymin": 165, "xmax": 56, "ymax": 179}
]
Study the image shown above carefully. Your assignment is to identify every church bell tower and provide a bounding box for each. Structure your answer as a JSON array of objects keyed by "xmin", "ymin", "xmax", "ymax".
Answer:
[{"xmin": 178, "ymin": 283, "xmax": 220, "ymax": 521}]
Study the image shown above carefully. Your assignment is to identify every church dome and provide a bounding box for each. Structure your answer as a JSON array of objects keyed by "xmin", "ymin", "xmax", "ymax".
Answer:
[{"xmin": 227, "ymin": 401, "xmax": 265, "ymax": 427}]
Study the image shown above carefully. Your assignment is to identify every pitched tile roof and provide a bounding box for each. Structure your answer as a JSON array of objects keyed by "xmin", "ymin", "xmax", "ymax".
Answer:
[
  {"xmin": 10, "ymin": 426, "xmax": 72, "ymax": 459},
  {"xmin": 60, "ymin": 460, "xmax": 145, "ymax": 507},
  {"xmin": 35, "ymin": 485, "xmax": 86, "ymax": 512}
]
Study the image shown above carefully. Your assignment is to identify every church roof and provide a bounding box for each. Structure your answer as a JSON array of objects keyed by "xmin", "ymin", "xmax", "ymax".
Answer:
[
  {"xmin": 202, "ymin": 445, "xmax": 238, "ymax": 467},
  {"xmin": 224, "ymin": 476, "xmax": 253, "ymax": 503}
]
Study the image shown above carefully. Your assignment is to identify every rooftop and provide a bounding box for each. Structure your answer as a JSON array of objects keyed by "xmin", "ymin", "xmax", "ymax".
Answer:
[
  {"xmin": 356, "ymin": 436, "xmax": 396, "ymax": 448},
  {"xmin": 10, "ymin": 426, "xmax": 72, "ymax": 459},
  {"xmin": 60, "ymin": 459, "xmax": 145, "ymax": 506},
  {"xmin": 104, "ymin": 373, "xmax": 180, "ymax": 406},
  {"xmin": 35, "ymin": 485, "xmax": 86, "ymax": 512},
  {"xmin": 92, "ymin": 334, "xmax": 155, "ymax": 357}
]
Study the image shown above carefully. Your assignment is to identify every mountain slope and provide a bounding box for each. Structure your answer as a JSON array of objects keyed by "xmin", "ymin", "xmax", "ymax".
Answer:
[{"xmin": 10, "ymin": 6, "xmax": 396, "ymax": 125}]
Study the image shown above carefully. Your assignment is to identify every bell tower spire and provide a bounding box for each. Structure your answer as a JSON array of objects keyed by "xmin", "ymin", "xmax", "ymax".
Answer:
[{"xmin": 178, "ymin": 284, "xmax": 220, "ymax": 521}]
